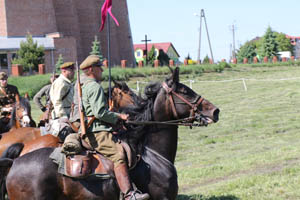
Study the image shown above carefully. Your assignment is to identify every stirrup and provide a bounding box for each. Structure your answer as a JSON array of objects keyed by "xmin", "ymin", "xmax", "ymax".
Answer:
[{"xmin": 124, "ymin": 190, "xmax": 150, "ymax": 200}]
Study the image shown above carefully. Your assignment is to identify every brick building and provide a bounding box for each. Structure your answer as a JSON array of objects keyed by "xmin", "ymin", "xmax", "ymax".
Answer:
[{"xmin": 0, "ymin": 0, "xmax": 135, "ymax": 74}]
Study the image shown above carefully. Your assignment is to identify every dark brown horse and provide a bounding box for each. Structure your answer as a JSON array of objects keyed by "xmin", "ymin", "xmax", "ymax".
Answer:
[{"xmin": 1, "ymin": 67, "xmax": 220, "ymax": 200}]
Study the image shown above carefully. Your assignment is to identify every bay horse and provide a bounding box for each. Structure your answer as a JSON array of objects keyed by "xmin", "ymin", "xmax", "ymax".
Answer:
[
  {"xmin": 0, "ymin": 67, "xmax": 220, "ymax": 200},
  {"xmin": 0, "ymin": 94, "xmax": 36, "ymax": 134}
]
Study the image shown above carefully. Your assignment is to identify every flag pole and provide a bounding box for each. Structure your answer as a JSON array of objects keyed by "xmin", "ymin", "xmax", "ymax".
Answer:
[{"xmin": 107, "ymin": 14, "xmax": 112, "ymax": 103}]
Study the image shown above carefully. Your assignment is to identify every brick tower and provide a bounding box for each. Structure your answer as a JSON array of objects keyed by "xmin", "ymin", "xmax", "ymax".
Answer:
[{"xmin": 0, "ymin": 0, "xmax": 135, "ymax": 69}]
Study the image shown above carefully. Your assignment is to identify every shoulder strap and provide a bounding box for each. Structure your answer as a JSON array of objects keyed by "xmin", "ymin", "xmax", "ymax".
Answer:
[{"xmin": 62, "ymin": 87, "xmax": 71, "ymax": 101}]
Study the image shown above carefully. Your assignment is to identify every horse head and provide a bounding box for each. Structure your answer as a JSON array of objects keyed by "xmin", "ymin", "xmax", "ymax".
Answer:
[
  {"xmin": 10, "ymin": 94, "xmax": 35, "ymax": 128},
  {"xmin": 110, "ymin": 80, "xmax": 141, "ymax": 111},
  {"xmin": 152, "ymin": 67, "xmax": 219, "ymax": 125}
]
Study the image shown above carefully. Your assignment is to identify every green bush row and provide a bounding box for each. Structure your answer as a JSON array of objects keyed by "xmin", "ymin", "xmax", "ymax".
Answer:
[{"xmin": 8, "ymin": 60, "xmax": 300, "ymax": 98}]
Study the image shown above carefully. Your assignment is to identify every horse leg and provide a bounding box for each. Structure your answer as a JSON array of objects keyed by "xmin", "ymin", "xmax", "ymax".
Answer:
[{"xmin": 130, "ymin": 159, "xmax": 178, "ymax": 200}]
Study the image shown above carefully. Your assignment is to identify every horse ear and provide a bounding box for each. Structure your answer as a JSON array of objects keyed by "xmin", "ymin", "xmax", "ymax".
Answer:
[
  {"xmin": 24, "ymin": 93, "xmax": 29, "ymax": 100},
  {"xmin": 113, "ymin": 80, "xmax": 122, "ymax": 89}
]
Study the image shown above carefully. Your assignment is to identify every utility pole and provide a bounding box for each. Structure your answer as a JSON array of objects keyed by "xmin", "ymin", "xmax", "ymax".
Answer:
[
  {"xmin": 141, "ymin": 34, "xmax": 151, "ymax": 65},
  {"xmin": 194, "ymin": 9, "xmax": 214, "ymax": 64},
  {"xmin": 230, "ymin": 24, "xmax": 237, "ymax": 59}
]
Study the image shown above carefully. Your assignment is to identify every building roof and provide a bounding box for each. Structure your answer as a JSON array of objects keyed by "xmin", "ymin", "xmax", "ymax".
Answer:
[
  {"xmin": 134, "ymin": 42, "xmax": 180, "ymax": 57},
  {"xmin": 0, "ymin": 36, "xmax": 55, "ymax": 51}
]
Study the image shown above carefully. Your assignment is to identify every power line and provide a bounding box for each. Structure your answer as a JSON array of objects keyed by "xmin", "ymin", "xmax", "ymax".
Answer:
[{"xmin": 194, "ymin": 9, "xmax": 214, "ymax": 63}]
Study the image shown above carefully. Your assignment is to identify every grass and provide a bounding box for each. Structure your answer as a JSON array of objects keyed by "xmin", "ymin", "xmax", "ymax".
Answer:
[
  {"xmin": 27, "ymin": 64, "xmax": 300, "ymax": 199},
  {"xmin": 174, "ymin": 65, "xmax": 300, "ymax": 200}
]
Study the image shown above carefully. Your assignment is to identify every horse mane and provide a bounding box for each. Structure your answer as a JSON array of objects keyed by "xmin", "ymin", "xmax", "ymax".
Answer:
[
  {"xmin": 117, "ymin": 82, "xmax": 163, "ymax": 153},
  {"xmin": 9, "ymin": 97, "xmax": 31, "ymax": 128}
]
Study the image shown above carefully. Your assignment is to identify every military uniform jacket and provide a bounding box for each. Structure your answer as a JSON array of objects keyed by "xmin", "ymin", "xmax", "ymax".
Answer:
[
  {"xmin": 0, "ymin": 84, "xmax": 19, "ymax": 117},
  {"xmin": 33, "ymin": 84, "xmax": 51, "ymax": 110},
  {"xmin": 50, "ymin": 74, "xmax": 74, "ymax": 119},
  {"xmin": 82, "ymin": 77, "xmax": 119, "ymax": 133}
]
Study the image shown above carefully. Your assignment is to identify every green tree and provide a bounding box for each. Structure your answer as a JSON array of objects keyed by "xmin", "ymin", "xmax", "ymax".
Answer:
[
  {"xmin": 236, "ymin": 41, "xmax": 257, "ymax": 63},
  {"xmin": 274, "ymin": 32, "xmax": 294, "ymax": 54},
  {"xmin": 55, "ymin": 54, "xmax": 64, "ymax": 72},
  {"xmin": 90, "ymin": 35, "xmax": 104, "ymax": 62},
  {"xmin": 203, "ymin": 55, "xmax": 210, "ymax": 64},
  {"xmin": 157, "ymin": 50, "xmax": 170, "ymax": 66},
  {"xmin": 12, "ymin": 34, "xmax": 45, "ymax": 73},
  {"xmin": 185, "ymin": 53, "xmax": 191, "ymax": 60},
  {"xmin": 260, "ymin": 26, "xmax": 279, "ymax": 58},
  {"xmin": 147, "ymin": 45, "xmax": 156, "ymax": 66}
]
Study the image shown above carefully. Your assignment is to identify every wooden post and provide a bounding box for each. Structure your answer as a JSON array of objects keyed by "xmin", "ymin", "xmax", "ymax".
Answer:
[
  {"xmin": 169, "ymin": 60, "xmax": 174, "ymax": 67},
  {"xmin": 138, "ymin": 60, "xmax": 144, "ymax": 68},
  {"xmin": 272, "ymin": 56, "xmax": 277, "ymax": 63},
  {"xmin": 184, "ymin": 59, "xmax": 188, "ymax": 66},
  {"xmin": 263, "ymin": 56, "xmax": 268, "ymax": 63},
  {"xmin": 253, "ymin": 57, "xmax": 258, "ymax": 63},
  {"xmin": 243, "ymin": 58, "xmax": 248, "ymax": 64},
  {"xmin": 232, "ymin": 58, "xmax": 237, "ymax": 64},
  {"xmin": 11, "ymin": 64, "xmax": 23, "ymax": 76},
  {"xmin": 154, "ymin": 60, "xmax": 160, "ymax": 68},
  {"xmin": 121, "ymin": 60, "xmax": 127, "ymax": 68},
  {"xmin": 38, "ymin": 64, "xmax": 46, "ymax": 74}
]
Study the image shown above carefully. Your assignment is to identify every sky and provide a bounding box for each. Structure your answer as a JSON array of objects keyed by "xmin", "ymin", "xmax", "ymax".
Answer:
[{"xmin": 126, "ymin": 0, "xmax": 300, "ymax": 62}]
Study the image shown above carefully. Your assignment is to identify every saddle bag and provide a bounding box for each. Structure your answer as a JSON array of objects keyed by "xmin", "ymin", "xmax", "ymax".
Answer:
[{"xmin": 65, "ymin": 151, "xmax": 92, "ymax": 178}]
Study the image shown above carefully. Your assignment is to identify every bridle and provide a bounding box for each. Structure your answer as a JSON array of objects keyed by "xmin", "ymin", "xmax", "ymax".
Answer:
[
  {"xmin": 162, "ymin": 82, "xmax": 204, "ymax": 120},
  {"xmin": 14, "ymin": 102, "xmax": 31, "ymax": 127}
]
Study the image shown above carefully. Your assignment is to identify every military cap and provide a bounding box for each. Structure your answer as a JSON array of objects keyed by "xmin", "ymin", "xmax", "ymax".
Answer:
[
  {"xmin": 0, "ymin": 72, "xmax": 8, "ymax": 80},
  {"xmin": 60, "ymin": 62, "xmax": 75, "ymax": 69},
  {"xmin": 80, "ymin": 55, "xmax": 102, "ymax": 70}
]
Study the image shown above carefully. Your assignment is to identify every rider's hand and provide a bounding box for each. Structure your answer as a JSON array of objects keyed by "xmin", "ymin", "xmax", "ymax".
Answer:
[{"xmin": 118, "ymin": 113, "xmax": 129, "ymax": 121}]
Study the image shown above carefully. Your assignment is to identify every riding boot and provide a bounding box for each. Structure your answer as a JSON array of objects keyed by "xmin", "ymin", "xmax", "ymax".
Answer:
[{"xmin": 114, "ymin": 163, "xmax": 150, "ymax": 200}]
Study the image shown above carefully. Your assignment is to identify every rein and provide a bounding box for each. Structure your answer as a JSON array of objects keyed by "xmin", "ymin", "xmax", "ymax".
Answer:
[{"xmin": 126, "ymin": 118, "xmax": 206, "ymax": 127}]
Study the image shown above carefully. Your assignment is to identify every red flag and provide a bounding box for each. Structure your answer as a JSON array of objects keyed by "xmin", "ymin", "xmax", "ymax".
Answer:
[{"xmin": 100, "ymin": 0, "xmax": 119, "ymax": 31}]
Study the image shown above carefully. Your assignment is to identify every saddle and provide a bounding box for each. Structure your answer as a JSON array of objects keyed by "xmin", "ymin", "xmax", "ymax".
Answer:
[{"xmin": 64, "ymin": 137, "xmax": 138, "ymax": 178}]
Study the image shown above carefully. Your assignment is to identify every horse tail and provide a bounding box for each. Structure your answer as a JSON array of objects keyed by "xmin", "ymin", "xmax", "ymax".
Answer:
[{"xmin": 0, "ymin": 143, "xmax": 24, "ymax": 200}]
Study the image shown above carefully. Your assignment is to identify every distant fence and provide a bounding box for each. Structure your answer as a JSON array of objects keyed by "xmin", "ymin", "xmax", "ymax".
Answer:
[{"xmin": 134, "ymin": 77, "xmax": 300, "ymax": 93}]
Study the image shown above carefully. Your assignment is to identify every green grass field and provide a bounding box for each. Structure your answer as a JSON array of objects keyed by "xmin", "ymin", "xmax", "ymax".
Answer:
[
  {"xmin": 174, "ymin": 66, "xmax": 300, "ymax": 200},
  {"xmin": 29, "ymin": 65, "xmax": 300, "ymax": 200}
]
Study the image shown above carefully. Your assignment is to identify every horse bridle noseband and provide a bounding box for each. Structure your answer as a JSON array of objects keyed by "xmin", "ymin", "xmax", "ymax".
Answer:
[{"xmin": 162, "ymin": 82, "xmax": 204, "ymax": 119}]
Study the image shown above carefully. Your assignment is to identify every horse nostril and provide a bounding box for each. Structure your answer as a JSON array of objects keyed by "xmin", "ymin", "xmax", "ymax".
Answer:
[{"xmin": 213, "ymin": 108, "xmax": 220, "ymax": 122}]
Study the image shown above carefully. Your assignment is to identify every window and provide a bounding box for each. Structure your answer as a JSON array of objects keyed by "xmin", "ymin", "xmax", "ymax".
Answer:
[
  {"xmin": 137, "ymin": 51, "xmax": 141, "ymax": 57},
  {"xmin": 0, "ymin": 54, "xmax": 8, "ymax": 69}
]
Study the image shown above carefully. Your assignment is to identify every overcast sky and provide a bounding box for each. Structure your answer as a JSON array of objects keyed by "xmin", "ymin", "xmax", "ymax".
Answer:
[{"xmin": 126, "ymin": 0, "xmax": 300, "ymax": 62}]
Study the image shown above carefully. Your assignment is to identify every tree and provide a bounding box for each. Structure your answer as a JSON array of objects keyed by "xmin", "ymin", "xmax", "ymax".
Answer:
[
  {"xmin": 55, "ymin": 54, "xmax": 64, "ymax": 72},
  {"xmin": 236, "ymin": 41, "xmax": 257, "ymax": 63},
  {"xmin": 90, "ymin": 35, "xmax": 104, "ymax": 62},
  {"xmin": 147, "ymin": 45, "xmax": 156, "ymax": 66},
  {"xmin": 12, "ymin": 34, "xmax": 45, "ymax": 73},
  {"xmin": 157, "ymin": 50, "xmax": 170, "ymax": 66},
  {"xmin": 260, "ymin": 26, "xmax": 279, "ymax": 58},
  {"xmin": 185, "ymin": 53, "xmax": 192, "ymax": 60},
  {"xmin": 203, "ymin": 55, "xmax": 210, "ymax": 64},
  {"xmin": 275, "ymin": 32, "xmax": 294, "ymax": 54}
]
